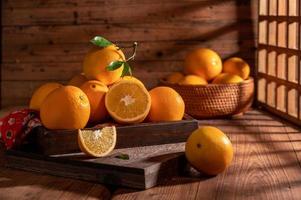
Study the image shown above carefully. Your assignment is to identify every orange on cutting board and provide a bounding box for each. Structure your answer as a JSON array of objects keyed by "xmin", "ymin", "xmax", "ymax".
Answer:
[
  {"xmin": 80, "ymin": 80, "xmax": 108, "ymax": 123},
  {"xmin": 178, "ymin": 75, "xmax": 208, "ymax": 86},
  {"xmin": 184, "ymin": 48, "xmax": 222, "ymax": 81},
  {"xmin": 29, "ymin": 82, "xmax": 62, "ymax": 111},
  {"xmin": 40, "ymin": 86, "xmax": 90, "ymax": 129},
  {"xmin": 68, "ymin": 73, "xmax": 89, "ymax": 87},
  {"xmin": 78, "ymin": 126, "xmax": 116, "ymax": 157},
  {"xmin": 185, "ymin": 126, "xmax": 233, "ymax": 175},
  {"xmin": 105, "ymin": 80, "xmax": 151, "ymax": 124},
  {"xmin": 223, "ymin": 57, "xmax": 250, "ymax": 80},
  {"xmin": 166, "ymin": 72, "xmax": 184, "ymax": 84},
  {"xmin": 148, "ymin": 87, "xmax": 185, "ymax": 122},
  {"xmin": 83, "ymin": 45, "xmax": 125, "ymax": 85},
  {"xmin": 212, "ymin": 73, "xmax": 244, "ymax": 84}
]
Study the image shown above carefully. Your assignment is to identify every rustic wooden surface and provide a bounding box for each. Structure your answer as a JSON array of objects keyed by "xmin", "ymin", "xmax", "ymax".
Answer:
[
  {"xmin": 1, "ymin": 0, "xmax": 257, "ymax": 107},
  {"xmin": 1, "ymin": 109, "xmax": 301, "ymax": 199},
  {"xmin": 6, "ymin": 143, "xmax": 186, "ymax": 189},
  {"xmin": 36, "ymin": 115, "xmax": 198, "ymax": 155}
]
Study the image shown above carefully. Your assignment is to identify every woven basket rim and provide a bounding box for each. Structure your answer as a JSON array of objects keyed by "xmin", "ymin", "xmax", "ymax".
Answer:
[{"xmin": 160, "ymin": 76, "xmax": 254, "ymax": 88}]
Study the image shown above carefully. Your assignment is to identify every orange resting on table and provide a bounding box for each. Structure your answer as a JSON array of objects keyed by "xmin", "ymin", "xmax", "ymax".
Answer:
[{"xmin": 185, "ymin": 126, "xmax": 233, "ymax": 175}]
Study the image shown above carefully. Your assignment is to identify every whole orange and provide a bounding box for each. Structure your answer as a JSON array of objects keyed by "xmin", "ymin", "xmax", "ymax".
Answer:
[
  {"xmin": 185, "ymin": 126, "xmax": 234, "ymax": 175},
  {"xmin": 68, "ymin": 73, "xmax": 88, "ymax": 87},
  {"xmin": 29, "ymin": 82, "xmax": 62, "ymax": 111},
  {"xmin": 40, "ymin": 86, "xmax": 90, "ymax": 129},
  {"xmin": 212, "ymin": 73, "xmax": 244, "ymax": 84},
  {"xmin": 148, "ymin": 87, "xmax": 185, "ymax": 122},
  {"xmin": 166, "ymin": 72, "xmax": 184, "ymax": 84},
  {"xmin": 184, "ymin": 48, "xmax": 222, "ymax": 81},
  {"xmin": 223, "ymin": 57, "xmax": 250, "ymax": 80},
  {"xmin": 178, "ymin": 75, "xmax": 208, "ymax": 86},
  {"xmin": 83, "ymin": 45, "xmax": 125, "ymax": 85},
  {"xmin": 80, "ymin": 80, "xmax": 108, "ymax": 123}
]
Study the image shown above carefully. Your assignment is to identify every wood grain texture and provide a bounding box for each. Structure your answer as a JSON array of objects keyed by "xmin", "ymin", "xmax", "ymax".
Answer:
[
  {"xmin": 5, "ymin": 143, "xmax": 186, "ymax": 189},
  {"xmin": 0, "ymin": 167, "xmax": 111, "ymax": 200},
  {"xmin": 1, "ymin": 0, "xmax": 257, "ymax": 107},
  {"xmin": 112, "ymin": 110, "xmax": 301, "ymax": 200},
  {"xmin": 35, "ymin": 116, "xmax": 198, "ymax": 155}
]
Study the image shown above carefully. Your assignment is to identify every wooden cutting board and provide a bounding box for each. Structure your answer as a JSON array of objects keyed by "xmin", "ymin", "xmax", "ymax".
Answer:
[
  {"xmin": 34, "ymin": 115, "xmax": 198, "ymax": 155},
  {"xmin": 5, "ymin": 143, "xmax": 187, "ymax": 189}
]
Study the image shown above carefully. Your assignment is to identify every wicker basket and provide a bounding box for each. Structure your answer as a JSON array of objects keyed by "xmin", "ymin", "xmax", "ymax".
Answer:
[{"xmin": 160, "ymin": 77, "xmax": 254, "ymax": 118}]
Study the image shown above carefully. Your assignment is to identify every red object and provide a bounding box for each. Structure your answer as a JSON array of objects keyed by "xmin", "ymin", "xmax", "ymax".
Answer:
[{"xmin": 0, "ymin": 109, "xmax": 41, "ymax": 149}]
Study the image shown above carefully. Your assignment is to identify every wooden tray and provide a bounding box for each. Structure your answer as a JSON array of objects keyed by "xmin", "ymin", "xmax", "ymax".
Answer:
[
  {"xmin": 34, "ymin": 115, "xmax": 198, "ymax": 155},
  {"xmin": 5, "ymin": 143, "xmax": 187, "ymax": 189}
]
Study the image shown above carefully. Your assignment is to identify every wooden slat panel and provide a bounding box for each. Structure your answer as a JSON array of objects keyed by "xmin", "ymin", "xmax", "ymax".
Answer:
[
  {"xmin": 2, "ymin": 0, "xmax": 236, "ymax": 9},
  {"xmin": 2, "ymin": 2, "xmax": 253, "ymax": 26},
  {"xmin": 2, "ymin": 40, "xmax": 254, "ymax": 63},
  {"xmin": 258, "ymin": 72, "xmax": 301, "ymax": 92},
  {"xmin": 2, "ymin": 22, "xmax": 254, "ymax": 46},
  {"xmin": 258, "ymin": 44, "xmax": 300, "ymax": 55},
  {"xmin": 259, "ymin": 16, "xmax": 299, "ymax": 22}
]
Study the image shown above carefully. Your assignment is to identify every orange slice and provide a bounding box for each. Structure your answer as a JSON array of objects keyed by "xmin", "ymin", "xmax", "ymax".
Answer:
[
  {"xmin": 105, "ymin": 80, "xmax": 151, "ymax": 124},
  {"xmin": 78, "ymin": 126, "xmax": 116, "ymax": 157}
]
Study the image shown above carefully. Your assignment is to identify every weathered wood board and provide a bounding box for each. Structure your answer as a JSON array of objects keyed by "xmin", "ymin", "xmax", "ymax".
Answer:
[
  {"xmin": 5, "ymin": 143, "xmax": 187, "ymax": 190},
  {"xmin": 34, "ymin": 116, "xmax": 198, "ymax": 155}
]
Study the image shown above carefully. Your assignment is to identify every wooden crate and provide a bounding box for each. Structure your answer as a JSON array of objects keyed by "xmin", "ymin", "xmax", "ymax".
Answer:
[
  {"xmin": 34, "ymin": 116, "xmax": 198, "ymax": 155},
  {"xmin": 257, "ymin": 0, "xmax": 301, "ymax": 126}
]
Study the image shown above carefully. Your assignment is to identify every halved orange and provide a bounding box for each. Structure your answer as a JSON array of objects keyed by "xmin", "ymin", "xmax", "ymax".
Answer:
[
  {"xmin": 78, "ymin": 126, "xmax": 116, "ymax": 157},
  {"xmin": 105, "ymin": 80, "xmax": 151, "ymax": 124}
]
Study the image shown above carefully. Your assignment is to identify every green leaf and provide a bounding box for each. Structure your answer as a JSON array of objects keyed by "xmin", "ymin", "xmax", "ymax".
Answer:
[
  {"xmin": 90, "ymin": 36, "xmax": 113, "ymax": 47},
  {"xmin": 106, "ymin": 61, "xmax": 124, "ymax": 71},
  {"xmin": 115, "ymin": 153, "xmax": 130, "ymax": 160},
  {"xmin": 121, "ymin": 62, "xmax": 132, "ymax": 77}
]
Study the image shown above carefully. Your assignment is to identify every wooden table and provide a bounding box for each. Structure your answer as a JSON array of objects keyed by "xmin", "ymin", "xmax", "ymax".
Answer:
[{"xmin": 1, "ymin": 109, "xmax": 301, "ymax": 200}]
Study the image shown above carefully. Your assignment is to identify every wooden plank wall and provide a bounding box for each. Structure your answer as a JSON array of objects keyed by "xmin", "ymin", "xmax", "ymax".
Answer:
[{"xmin": 1, "ymin": 0, "xmax": 257, "ymax": 107}]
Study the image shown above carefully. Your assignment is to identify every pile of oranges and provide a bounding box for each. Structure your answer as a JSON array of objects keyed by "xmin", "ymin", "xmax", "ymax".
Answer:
[
  {"xmin": 29, "ymin": 39, "xmax": 185, "ymax": 131},
  {"xmin": 165, "ymin": 48, "xmax": 251, "ymax": 85},
  {"xmin": 28, "ymin": 38, "xmax": 235, "ymax": 175}
]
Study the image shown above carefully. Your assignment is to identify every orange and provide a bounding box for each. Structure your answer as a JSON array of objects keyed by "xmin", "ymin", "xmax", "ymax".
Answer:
[
  {"xmin": 119, "ymin": 76, "xmax": 144, "ymax": 86},
  {"xmin": 178, "ymin": 75, "xmax": 208, "ymax": 86},
  {"xmin": 80, "ymin": 80, "xmax": 108, "ymax": 123},
  {"xmin": 166, "ymin": 72, "xmax": 184, "ymax": 84},
  {"xmin": 185, "ymin": 126, "xmax": 233, "ymax": 175},
  {"xmin": 40, "ymin": 86, "xmax": 90, "ymax": 129},
  {"xmin": 83, "ymin": 45, "xmax": 125, "ymax": 85},
  {"xmin": 184, "ymin": 48, "xmax": 222, "ymax": 81},
  {"xmin": 212, "ymin": 73, "xmax": 244, "ymax": 84},
  {"xmin": 105, "ymin": 80, "xmax": 151, "ymax": 124},
  {"xmin": 29, "ymin": 82, "xmax": 62, "ymax": 111},
  {"xmin": 148, "ymin": 87, "xmax": 185, "ymax": 122},
  {"xmin": 223, "ymin": 57, "xmax": 250, "ymax": 80},
  {"xmin": 78, "ymin": 126, "xmax": 116, "ymax": 157},
  {"xmin": 68, "ymin": 73, "xmax": 88, "ymax": 87}
]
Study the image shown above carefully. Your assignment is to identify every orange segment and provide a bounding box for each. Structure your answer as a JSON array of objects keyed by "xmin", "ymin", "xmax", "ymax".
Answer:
[
  {"xmin": 78, "ymin": 126, "xmax": 116, "ymax": 157},
  {"xmin": 105, "ymin": 80, "xmax": 151, "ymax": 124}
]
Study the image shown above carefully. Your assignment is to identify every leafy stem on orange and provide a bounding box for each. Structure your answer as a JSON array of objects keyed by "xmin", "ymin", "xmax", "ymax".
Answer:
[{"xmin": 90, "ymin": 36, "xmax": 137, "ymax": 77}]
